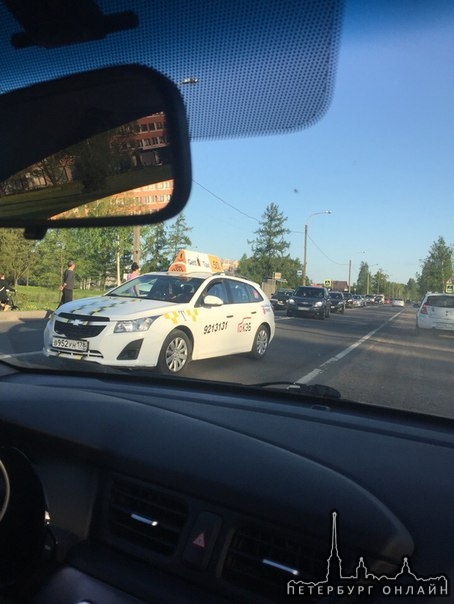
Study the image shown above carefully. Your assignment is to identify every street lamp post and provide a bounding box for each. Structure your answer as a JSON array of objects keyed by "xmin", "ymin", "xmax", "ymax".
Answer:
[{"xmin": 302, "ymin": 210, "xmax": 332, "ymax": 285}]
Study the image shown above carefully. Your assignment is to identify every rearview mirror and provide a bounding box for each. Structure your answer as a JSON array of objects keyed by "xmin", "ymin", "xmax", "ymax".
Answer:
[{"xmin": 0, "ymin": 65, "xmax": 191, "ymax": 238}]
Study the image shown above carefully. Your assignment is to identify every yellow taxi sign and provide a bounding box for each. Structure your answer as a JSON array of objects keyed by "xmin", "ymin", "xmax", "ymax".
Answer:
[{"xmin": 168, "ymin": 249, "xmax": 223, "ymax": 274}]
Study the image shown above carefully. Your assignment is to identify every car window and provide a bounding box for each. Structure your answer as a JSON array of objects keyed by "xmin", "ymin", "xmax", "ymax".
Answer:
[
  {"xmin": 295, "ymin": 288, "xmax": 324, "ymax": 298},
  {"xmin": 204, "ymin": 280, "xmax": 229, "ymax": 304},
  {"xmin": 227, "ymin": 280, "xmax": 264, "ymax": 304},
  {"xmin": 426, "ymin": 295, "xmax": 454, "ymax": 308}
]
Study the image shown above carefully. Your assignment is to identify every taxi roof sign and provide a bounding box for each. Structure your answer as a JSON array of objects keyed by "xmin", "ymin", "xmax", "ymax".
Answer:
[{"xmin": 168, "ymin": 250, "xmax": 223, "ymax": 274}]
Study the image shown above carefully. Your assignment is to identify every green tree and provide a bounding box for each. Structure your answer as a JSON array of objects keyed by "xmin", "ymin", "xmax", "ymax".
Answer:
[
  {"xmin": 417, "ymin": 236, "xmax": 453, "ymax": 295},
  {"xmin": 371, "ymin": 269, "xmax": 389, "ymax": 295},
  {"xmin": 405, "ymin": 278, "xmax": 418, "ymax": 301},
  {"xmin": 236, "ymin": 254, "xmax": 264, "ymax": 285},
  {"xmin": 166, "ymin": 214, "xmax": 193, "ymax": 259},
  {"xmin": 141, "ymin": 223, "xmax": 171, "ymax": 271},
  {"xmin": 34, "ymin": 229, "xmax": 80, "ymax": 288},
  {"xmin": 356, "ymin": 261, "xmax": 370, "ymax": 294},
  {"xmin": 75, "ymin": 227, "xmax": 133, "ymax": 287},
  {"xmin": 0, "ymin": 229, "xmax": 37, "ymax": 286},
  {"xmin": 33, "ymin": 227, "xmax": 133, "ymax": 290},
  {"xmin": 247, "ymin": 202, "xmax": 291, "ymax": 281}
]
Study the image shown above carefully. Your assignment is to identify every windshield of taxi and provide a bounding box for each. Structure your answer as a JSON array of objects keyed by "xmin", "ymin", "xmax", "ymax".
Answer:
[
  {"xmin": 1, "ymin": 1, "xmax": 454, "ymax": 418},
  {"xmin": 106, "ymin": 275, "xmax": 204, "ymax": 303}
]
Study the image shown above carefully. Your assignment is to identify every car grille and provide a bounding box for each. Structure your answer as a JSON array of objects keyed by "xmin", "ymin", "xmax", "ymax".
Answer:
[{"xmin": 55, "ymin": 313, "xmax": 110, "ymax": 339}]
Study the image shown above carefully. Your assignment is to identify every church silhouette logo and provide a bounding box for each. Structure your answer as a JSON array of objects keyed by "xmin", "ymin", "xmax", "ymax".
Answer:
[{"xmin": 287, "ymin": 511, "xmax": 449, "ymax": 598}]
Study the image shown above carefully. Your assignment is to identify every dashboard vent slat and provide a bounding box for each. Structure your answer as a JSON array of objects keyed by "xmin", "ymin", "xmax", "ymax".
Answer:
[
  {"xmin": 223, "ymin": 525, "xmax": 327, "ymax": 602},
  {"xmin": 108, "ymin": 479, "xmax": 188, "ymax": 556}
]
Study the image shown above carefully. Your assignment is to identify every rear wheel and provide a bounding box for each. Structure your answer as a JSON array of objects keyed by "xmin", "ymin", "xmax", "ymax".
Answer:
[
  {"xmin": 249, "ymin": 324, "xmax": 270, "ymax": 359},
  {"xmin": 157, "ymin": 329, "xmax": 191, "ymax": 374}
]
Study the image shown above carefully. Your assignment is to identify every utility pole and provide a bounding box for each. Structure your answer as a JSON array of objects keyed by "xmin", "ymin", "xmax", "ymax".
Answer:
[{"xmin": 133, "ymin": 225, "xmax": 140, "ymax": 265}]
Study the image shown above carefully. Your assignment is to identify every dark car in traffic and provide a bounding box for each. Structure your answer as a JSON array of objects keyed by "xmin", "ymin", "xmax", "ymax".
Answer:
[
  {"xmin": 286, "ymin": 286, "xmax": 330, "ymax": 319},
  {"xmin": 329, "ymin": 291, "xmax": 346, "ymax": 313},
  {"xmin": 270, "ymin": 288, "xmax": 294, "ymax": 311}
]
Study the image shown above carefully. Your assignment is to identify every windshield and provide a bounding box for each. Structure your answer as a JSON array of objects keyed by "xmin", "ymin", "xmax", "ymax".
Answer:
[
  {"xmin": 1, "ymin": 1, "xmax": 454, "ymax": 419},
  {"xmin": 425, "ymin": 295, "xmax": 454, "ymax": 308},
  {"xmin": 106, "ymin": 274, "xmax": 205, "ymax": 302},
  {"xmin": 294, "ymin": 288, "xmax": 325, "ymax": 298}
]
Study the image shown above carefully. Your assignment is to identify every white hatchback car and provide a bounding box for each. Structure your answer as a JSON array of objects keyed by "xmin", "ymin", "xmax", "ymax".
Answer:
[
  {"xmin": 392, "ymin": 298, "xmax": 405, "ymax": 307},
  {"xmin": 44, "ymin": 251, "xmax": 275, "ymax": 374},
  {"xmin": 416, "ymin": 293, "xmax": 454, "ymax": 334}
]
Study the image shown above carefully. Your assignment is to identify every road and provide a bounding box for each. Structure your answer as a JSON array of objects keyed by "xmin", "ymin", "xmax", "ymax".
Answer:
[{"xmin": 0, "ymin": 305, "xmax": 453, "ymax": 418}]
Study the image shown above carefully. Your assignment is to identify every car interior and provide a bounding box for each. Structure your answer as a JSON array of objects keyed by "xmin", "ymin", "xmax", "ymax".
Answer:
[{"xmin": 0, "ymin": 1, "xmax": 453, "ymax": 603}]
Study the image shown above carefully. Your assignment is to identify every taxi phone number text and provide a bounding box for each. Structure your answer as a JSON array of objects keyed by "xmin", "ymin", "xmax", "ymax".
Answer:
[{"xmin": 203, "ymin": 322, "xmax": 228, "ymax": 334}]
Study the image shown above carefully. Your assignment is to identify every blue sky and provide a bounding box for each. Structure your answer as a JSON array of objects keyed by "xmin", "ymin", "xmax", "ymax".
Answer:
[{"xmin": 181, "ymin": 1, "xmax": 454, "ymax": 285}]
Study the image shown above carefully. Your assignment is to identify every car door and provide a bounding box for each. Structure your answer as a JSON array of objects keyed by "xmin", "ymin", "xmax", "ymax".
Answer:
[
  {"xmin": 192, "ymin": 278, "xmax": 238, "ymax": 358},
  {"xmin": 222, "ymin": 279, "xmax": 267, "ymax": 353}
]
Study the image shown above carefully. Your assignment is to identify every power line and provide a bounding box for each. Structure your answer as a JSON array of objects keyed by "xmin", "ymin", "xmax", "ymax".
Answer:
[
  {"xmin": 307, "ymin": 234, "xmax": 348, "ymax": 266},
  {"xmin": 193, "ymin": 180, "xmax": 344, "ymax": 267},
  {"xmin": 193, "ymin": 180, "xmax": 260, "ymax": 222}
]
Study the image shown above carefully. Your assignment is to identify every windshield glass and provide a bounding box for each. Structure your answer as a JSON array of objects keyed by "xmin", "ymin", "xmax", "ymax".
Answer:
[
  {"xmin": 426, "ymin": 296, "xmax": 454, "ymax": 308},
  {"xmin": 106, "ymin": 275, "xmax": 204, "ymax": 302},
  {"xmin": 294, "ymin": 288, "xmax": 325, "ymax": 298},
  {"xmin": 1, "ymin": 1, "xmax": 454, "ymax": 419}
]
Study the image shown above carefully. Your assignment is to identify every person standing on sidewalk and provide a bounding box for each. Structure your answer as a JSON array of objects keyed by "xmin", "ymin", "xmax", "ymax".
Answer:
[
  {"xmin": 58, "ymin": 261, "xmax": 76, "ymax": 307},
  {"xmin": 0, "ymin": 274, "xmax": 11, "ymax": 310}
]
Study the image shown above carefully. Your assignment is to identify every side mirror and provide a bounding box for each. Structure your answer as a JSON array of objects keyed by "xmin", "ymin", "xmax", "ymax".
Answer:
[
  {"xmin": 0, "ymin": 65, "xmax": 191, "ymax": 238},
  {"xmin": 203, "ymin": 295, "xmax": 224, "ymax": 307}
]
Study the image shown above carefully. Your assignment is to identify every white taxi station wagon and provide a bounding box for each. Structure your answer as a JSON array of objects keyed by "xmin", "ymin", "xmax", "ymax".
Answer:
[{"xmin": 43, "ymin": 250, "xmax": 275, "ymax": 374}]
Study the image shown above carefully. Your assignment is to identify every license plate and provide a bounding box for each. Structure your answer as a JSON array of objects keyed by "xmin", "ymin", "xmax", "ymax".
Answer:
[
  {"xmin": 297, "ymin": 306, "xmax": 309, "ymax": 311},
  {"xmin": 52, "ymin": 337, "xmax": 88, "ymax": 352}
]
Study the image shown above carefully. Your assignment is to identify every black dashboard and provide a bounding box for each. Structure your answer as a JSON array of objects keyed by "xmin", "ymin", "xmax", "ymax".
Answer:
[{"xmin": 0, "ymin": 368, "xmax": 452, "ymax": 603}]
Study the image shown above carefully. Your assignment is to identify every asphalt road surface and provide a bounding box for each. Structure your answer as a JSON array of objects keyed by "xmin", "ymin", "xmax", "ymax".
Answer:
[{"xmin": 0, "ymin": 305, "xmax": 453, "ymax": 419}]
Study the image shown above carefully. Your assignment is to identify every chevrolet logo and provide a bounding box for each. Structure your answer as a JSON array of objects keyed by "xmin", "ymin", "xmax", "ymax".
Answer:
[{"xmin": 69, "ymin": 319, "xmax": 85, "ymax": 326}]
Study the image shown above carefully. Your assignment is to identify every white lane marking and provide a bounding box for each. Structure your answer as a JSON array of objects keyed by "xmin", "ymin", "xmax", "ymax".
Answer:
[{"xmin": 295, "ymin": 311, "xmax": 403, "ymax": 384}]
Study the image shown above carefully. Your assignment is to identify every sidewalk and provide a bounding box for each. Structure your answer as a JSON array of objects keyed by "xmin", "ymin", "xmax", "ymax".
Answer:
[{"xmin": 0, "ymin": 310, "xmax": 51, "ymax": 321}]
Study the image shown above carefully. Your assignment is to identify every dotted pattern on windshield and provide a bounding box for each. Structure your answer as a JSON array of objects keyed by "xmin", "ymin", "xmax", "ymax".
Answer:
[{"xmin": 0, "ymin": 0, "xmax": 343, "ymax": 139}]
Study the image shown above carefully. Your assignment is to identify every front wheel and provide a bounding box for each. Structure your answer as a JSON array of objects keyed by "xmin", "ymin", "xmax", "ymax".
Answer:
[
  {"xmin": 157, "ymin": 329, "xmax": 192, "ymax": 374},
  {"xmin": 249, "ymin": 324, "xmax": 270, "ymax": 359}
]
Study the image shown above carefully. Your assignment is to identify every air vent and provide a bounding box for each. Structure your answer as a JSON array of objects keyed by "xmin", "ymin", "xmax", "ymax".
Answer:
[
  {"xmin": 108, "ymin": 479, "xmax": 188, "ymax": 556},
  {"xmin": 223, "ymin": 525, "xmax": 327, "ymax": 602}
]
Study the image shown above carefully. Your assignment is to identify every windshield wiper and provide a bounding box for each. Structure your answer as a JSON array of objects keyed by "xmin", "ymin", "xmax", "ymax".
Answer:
[{"xmin": 251, "ymin": 381, "xmax": 341, "ymax": 399}]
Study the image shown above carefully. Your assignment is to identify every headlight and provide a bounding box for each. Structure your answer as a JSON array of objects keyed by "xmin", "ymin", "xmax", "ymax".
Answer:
[
  {"xmin": 114, "ymin": 317, "xmax": 155, "ymax": 333},
  {"xmin": 288, "ymin": 298, "xmax": 295, "ymax": 305},
  {"xmin": 314, "ymin": 301, "xmax": 323, "ymax": 307}
]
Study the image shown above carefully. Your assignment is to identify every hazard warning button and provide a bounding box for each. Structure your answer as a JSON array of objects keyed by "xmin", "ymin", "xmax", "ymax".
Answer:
[{"xmin": 182, "ymin": 512, "xmax": 222, "ymax": 569}]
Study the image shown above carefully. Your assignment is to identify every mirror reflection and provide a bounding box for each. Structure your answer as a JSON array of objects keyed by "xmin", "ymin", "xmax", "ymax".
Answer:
[{"xmin": 0, "ymin": 112, "xmax": 174, "ymax": 221}]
